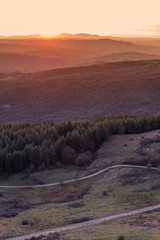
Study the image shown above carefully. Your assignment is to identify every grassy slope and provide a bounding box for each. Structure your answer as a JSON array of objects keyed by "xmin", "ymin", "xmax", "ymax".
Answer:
[
  {"xmin": 0, "ymin": 165, "xmax": 80, "ymax": 186},
  {"xmin": 92, "ymin": 129, "xmax": 160, "ymax": 167},
  {"xmin": 62, "ymin": 210, "xmax": 160, "ymax": 240},
  {"xmin": 1, "ymin": 60, "xmax": 160, "ymax": 123},
  {"xmin": 0, "ymin": 130, "xmax": 160, "ymax": 239},
  {"xmin": 1, "ymin": 168, "xmax": 159, "ymax": 239}
]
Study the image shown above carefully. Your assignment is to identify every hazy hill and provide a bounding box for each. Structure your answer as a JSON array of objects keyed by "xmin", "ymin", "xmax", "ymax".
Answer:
[
  {"xmin": 0, "ymin": 38, "xmax": 135, "ymax": 57},
  {"xmin": 56, "ymin": 33, "xmax": 104, "ymax": 39},
  {"xmin": 1, "ymin": 60, "xmax": 160, "ymax": 123},
  {"xmin": 0, "ymin": 52, "xmax": 66, "ymax": 72},
  {"xmin": 1, "ymin": 38, "xmax": 160, "ymax": 72},
  {"xmin": 85, "ymin": 51, "xmax": 160, "ymax": 65}
]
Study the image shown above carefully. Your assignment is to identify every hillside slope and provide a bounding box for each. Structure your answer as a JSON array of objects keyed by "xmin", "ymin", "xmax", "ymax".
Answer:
[
  {"xmin": 1, "ymin": 60, "xmax": 160, "ymax": 123},
  {"xmin": 85, "ymin": 51, "xmax": 160, "ymax": 65},
  {"xmin": 0, "ymin": 52, "xmax": 66, "ymax": 72}
]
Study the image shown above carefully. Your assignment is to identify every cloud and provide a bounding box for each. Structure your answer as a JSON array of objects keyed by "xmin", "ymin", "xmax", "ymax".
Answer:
[
  {"xmin": 140, "ymin": 25, "xmax": 160, "ymax": 34},
  {"xmin": 152, "ymin": 25, "xmax": 160, "ymax": 33}
]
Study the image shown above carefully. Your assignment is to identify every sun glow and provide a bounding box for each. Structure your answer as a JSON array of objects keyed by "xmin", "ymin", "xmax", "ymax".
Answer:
[
  {"xmin": 40, "ymin": 34, "xmax": 57, "ymax": 39},
  {"xmin": 1, "ymin": 0, "xmax": 160, "ymax": 36}
]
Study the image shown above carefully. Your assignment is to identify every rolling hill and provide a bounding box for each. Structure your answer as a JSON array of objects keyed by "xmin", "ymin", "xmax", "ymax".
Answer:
[
  {"xmin": 85, "ymin": 51, "xmax": 160, "ymax": 65},
  {"xmin": 0, "ymin": 52, "xmax": 66, "ymax": 73},
  {"xmin": 1, "ymin": 37, "xmax": 160, "ymax": 72},
  {"xmin": 1, "ymin": 60, "xmax": 160, "ymax": 123}
]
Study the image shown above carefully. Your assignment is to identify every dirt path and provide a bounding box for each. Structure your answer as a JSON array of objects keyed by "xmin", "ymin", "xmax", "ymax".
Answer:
[
  {"xmin": 7, "ymin": 204, "xmax": 160, "ymax": 240},
  {"xmin": 0, "ymin": 165, "xmax": 160, "ymax": 189}
]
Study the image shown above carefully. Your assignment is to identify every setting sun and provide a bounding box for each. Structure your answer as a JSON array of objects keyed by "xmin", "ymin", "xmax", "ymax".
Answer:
[{"xmin": 40, "ymin": 34, "xmax": 57, "ymax": 39}]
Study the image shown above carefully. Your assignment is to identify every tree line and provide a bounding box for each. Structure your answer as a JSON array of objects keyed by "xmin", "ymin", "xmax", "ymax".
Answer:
[{"xmin": 0, "ymin": 115, "xmax": 160, "ymax": 172}]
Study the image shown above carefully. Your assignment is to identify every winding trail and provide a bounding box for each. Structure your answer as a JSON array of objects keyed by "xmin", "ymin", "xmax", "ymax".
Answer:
[
  {"xmin": 2, "ymin": 165, "xmax": 160, "ymax": 239},
  {"xmin": 7, "ymin": 204, "xmax": 160, "ymax": 240},
  {"xmin": 0, "ymin": 164, "xmax": 160, "ymax": 189}
]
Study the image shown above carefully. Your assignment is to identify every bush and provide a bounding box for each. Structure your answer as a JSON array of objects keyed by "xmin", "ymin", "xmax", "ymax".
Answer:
[
  {"xmin": 6, "ymin": 198, "xmax": 30, "ymax": 215},
  {"xmin": 123, "ymin": 153, "xmax": 153, "ymax": 166},
  {"xmin": 136, "ymin": 148, "xmax": 147, "ymax": 156},
  {"xmin": 0, "ymin": 209, "xmax": 18, "ymax": 218},
  {"xmin": 61, "ymin": 146, "xmax": 77, "ymax": 164},
  {"xmin": 26, "ymin": 233, "xmax": 67, "ymax": 240},
  {"xmin": 140, "ymin": 136, "xmax": 160, "ymax": 147},
  {"xmin": 149, "ymin": 154, "xmax": 160, "ymax": 167},
  {"xmin": 75, "ymin": 151, "xmax": 92, "ymax": 166},
  {"xmin": 103, "ymin": 191, "xmax": 108, "ymax": 196},
  {"xmin": 151, "ymin": 183, "xmax": 160, "ymax": 190},
  {"xmin": 22, "ymin": 219, "xmax": 29, "ymax": 225},
  {"xmin": 118, "ymin": 236, "xmax": 125, "ymax": 240},
  {"xmin": 68, "ymin": 202, "xmax": 85, "ymax": 208},
  {"xmin": 123, "ymin": 158, "xmax": 143, "ymax": 166},
  {"xmin": 55, "ymin": 161, "xmax": 62, "ymax": 168},
  {"xmin": 29, "ymin": 173, "xmax": 44, "ymax": 184},
  {"xmin": 70, "ymin": 216, "xmax": 91, "ymax": 224},
  {"xmin": 0, "ymin": 191, "xmax": 3, "ymax": 197},
  {"xmin": 76, "ymin": 187, "xmax": 90, "ymax": 199}
]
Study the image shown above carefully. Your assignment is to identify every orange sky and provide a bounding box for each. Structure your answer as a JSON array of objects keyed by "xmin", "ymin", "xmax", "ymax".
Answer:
[{"xmin": 0, "ymin": 0, "xmax": 160, "ymax": 36}]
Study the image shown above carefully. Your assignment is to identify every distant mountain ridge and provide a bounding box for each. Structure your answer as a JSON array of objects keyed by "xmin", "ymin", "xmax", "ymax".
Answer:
[
  {"xmin": 0, "ymin": 52, "xmax": 66, "ymax": 73},
  {"xmin": 84, "ymin": 51, "xmax": 160, "ymax": 66},
  {"xmin": 1, "ymin": 37, "xmax": 160, "ymax": 72},
  {"xmin": 0, "ymin": 33, "xmax": 105, "ymax": 40}
]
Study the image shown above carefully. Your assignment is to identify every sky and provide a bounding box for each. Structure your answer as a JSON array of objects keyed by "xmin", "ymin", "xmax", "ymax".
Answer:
[{"xmin": 0, "ymin": 0, "xmax": 160, "ymax": 36}]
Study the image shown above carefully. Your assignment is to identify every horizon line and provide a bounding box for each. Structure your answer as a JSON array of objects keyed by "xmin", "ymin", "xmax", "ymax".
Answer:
[{"xmin": 0, "ymin": 32, "xmax": 160, "ymax": 38}]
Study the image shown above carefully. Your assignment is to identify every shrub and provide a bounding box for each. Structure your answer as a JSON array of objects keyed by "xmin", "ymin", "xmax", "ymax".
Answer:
[
  {"xmin": 55, "ymin": 161, "xmax": 62, "ymax": 168},
  {"xmin": 61, "ymin": 146, "xmax": 77, "ymax": 164},
  {"xmin": 22, "ymin": 219, "xmax": 29, "ymax": 225},
  {"xmin": 4, "ymin": 211, "xmax": 18, "ymax": 218},
  {"xmin": 76, "ymin": 187, "xmax": 90, "ymax": 199},
  {"xmin": 151, "ymin": 183, "xmax": 160, "ymax": 190},
  {"xmin": 136, "ymin": 148, "xmax": 147, "ymax": 156},
  {"xmin": 6, "ymin": 198, "xmax": 30, "ymax": 212},
  {"xmin": 149, "ymin": 154, "xmax": 160, "ymax": 167},
  {"xmin": 29, "ymin": 173, "xmax": 44, "ymax": 184},
  {"xmin": 70, "ymin": 216, "xmax": 91, "ymax": 224},
  {"xmin": 26, "ymin": 233, "xmax": 67, "ymax": 240},
  {"xmin": 0, "ymin": 191, "xmax": 3, "ymax": 197},
  {"xmin": 123, "ymin": 153, "xmax": 153, "ymax": 166},
  {"xmin": 103, "ymin": 191, "xmax": 108, "ymax": 196},
  {"xmin": 123, "ymin": 158, "xmax": 143, "ymax": 166},
  {"xmin": 75, "ymin": 151, "xmax": 92, "ymax": 166},
  {"xmin": 68, "ymin": 202, "xmax": 85, "ymax": 208},
  {"xmin": 118, "ymin": 236, "xmax": 125, "ymax": 240}
]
